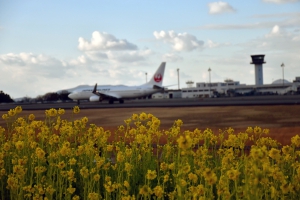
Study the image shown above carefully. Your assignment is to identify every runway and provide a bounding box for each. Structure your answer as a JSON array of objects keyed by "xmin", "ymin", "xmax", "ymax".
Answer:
[{"xmin": 1, "ymin": 95, "xmax": 300, "ymax": 111}]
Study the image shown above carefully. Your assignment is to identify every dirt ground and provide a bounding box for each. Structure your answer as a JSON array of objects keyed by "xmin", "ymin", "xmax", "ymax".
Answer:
[{"xmin": 1, "ymin": 105, "xmax": 300, "ymax": 145}]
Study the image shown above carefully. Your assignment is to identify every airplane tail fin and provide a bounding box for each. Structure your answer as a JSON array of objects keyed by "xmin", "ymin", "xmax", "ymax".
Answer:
[{"xmin": 144, "ymin": 62, "xmax": 166, "ymax": 87}]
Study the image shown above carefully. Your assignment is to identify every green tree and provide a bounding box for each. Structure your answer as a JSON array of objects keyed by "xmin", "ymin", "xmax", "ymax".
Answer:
[{"xmin": 0, "ymin": 91, "xmax": 14, "ymax": 103}]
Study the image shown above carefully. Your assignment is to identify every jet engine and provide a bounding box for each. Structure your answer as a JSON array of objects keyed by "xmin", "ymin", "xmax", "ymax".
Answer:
[{"xmin": 89, "ymin": 95, "xmax": 101, "ymax": 102}]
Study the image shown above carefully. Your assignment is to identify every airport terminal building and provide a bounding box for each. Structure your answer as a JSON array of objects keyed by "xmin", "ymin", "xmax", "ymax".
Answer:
[
  {"xmin": 153, "ymin": 55, "xmax": 300, "ymax": 99},
  {"xmin": 180, "ymin": 78, "xmax": 300, "ymax": 98}
]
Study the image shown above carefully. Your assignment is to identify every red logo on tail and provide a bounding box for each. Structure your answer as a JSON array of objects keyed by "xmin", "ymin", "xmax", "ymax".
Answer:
[{"xmin": 154, "ymin": 73, "xmax": 162, "ymax": 82}]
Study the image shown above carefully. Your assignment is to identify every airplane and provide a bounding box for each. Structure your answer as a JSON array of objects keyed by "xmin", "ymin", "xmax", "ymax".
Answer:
[{"xmin": 68, "ymin": 62, "xmax": 166, "ymax": 104}]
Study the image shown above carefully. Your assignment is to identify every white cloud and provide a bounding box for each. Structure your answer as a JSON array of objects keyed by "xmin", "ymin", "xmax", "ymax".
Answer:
[
  {"xmin": 203, "ymin": 39, "xmax": 231, "ymax": 49},
  {"xmin": 292, "ymin": 35, "xmax": 300, "ymax": 41},
  {"xmin": 162, "ymin": 53, "xmax": 183, "ymax": 62},
  {"xmin": 208, "ymin": 1, "xmax": 236, "ymax": 14},
  {"xmin": 264, "ymin": 25, "xmax": 300, "ymax": 50},
  {"xmin": 106, "ymin": 49, "xmax": 152, "ymax": 63},
  {"xmin": 262, "ymin": 0, "xmax": 300, "ymax": 3},
  {"xmin": 153, "ymin": 30, "xmax": 204, "ymax": 52},
  {"xmin": 76, "ymin": 31, "xmax": 153, "ymax": 64},
  {"xmin": 78, "ymin": 31, "xmax": 138, "ymax": 51},
  {"xmin": 265, "ymin": 25, "xmax": 286, "ymax": 38},
  {"xmin": 0, "ymin": 53, "xmax": 65, "ymax": 78},
  {"xmin": 0, "ymin": 53, "xmax": 72, "ymax": 98}
]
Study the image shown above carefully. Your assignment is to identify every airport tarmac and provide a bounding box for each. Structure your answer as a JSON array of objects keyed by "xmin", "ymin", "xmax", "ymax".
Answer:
[{"xmin": 0, "ymin": 95, "xmax": 300, "ymax": 111}]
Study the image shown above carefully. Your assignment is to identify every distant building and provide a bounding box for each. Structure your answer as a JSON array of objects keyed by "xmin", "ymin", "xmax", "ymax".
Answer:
[
  {"xmin": 180, "ymin": 78, "xmax": 300, "ymax": 98},
  {"xmin": 152, "ymin": 90, "xmax": 181, "ymax": 99}
]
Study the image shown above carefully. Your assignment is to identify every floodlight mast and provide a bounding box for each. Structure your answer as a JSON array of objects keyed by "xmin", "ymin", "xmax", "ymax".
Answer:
[
  {"xmin": 281, "ymin": 63, "xmax": 285, "ymax": 85},
  {"xmin": 208, "ymin": 68, "xmax": 211, "ymax": 97},
  {"xmin": 177, "ymin": 68, "xmax": 180, "ymax": 89}
]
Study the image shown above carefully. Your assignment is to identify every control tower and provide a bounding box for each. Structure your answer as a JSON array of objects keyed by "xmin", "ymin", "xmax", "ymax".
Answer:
[{"xmin": 250, "ymin": 54, "xmax": 266, "ymax": 86}]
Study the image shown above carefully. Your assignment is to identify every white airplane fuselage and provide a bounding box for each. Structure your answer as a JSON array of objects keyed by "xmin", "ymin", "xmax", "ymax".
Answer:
[
  {"xmin": 68, "ymin": 86, "xmax": 161, "ymax": 100},
  {"xmin": 68, "ymin": 62, "xmax": 166, "ymax": 104}
]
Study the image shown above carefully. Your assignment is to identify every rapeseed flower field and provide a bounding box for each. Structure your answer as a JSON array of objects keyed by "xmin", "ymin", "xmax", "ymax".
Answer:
[{"xmin": 1, "ymin": 106, "xmax": 300, "ymax": 199}]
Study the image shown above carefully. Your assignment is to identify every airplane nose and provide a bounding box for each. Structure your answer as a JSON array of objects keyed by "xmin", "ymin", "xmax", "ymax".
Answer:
[{"xmin": 68, "ymin": 93, "xmax": 76, "ymax": 99}]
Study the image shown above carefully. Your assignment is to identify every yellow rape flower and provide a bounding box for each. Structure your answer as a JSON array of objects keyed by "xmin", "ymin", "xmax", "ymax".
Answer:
[
  {"xmin": 7, "ymin": 175, "xmax": 18, "ymax": 189},
  {"xmin": 58, "ymin": 108, "xmax": 65, "ymax": 115},
  {"xmin": 104, "ymin": 181, "xmax": 115, "ymax": 193},
  {"xmin": 69, "ymin": 158, "xmax": 77, "ymax": 165},
  {"xmin": 125, "ymin": 162, "xmax": 133, "ymax": 173},
  {"xmin": 188, "ymin": 173, "xmax": 198, "ymax": 183},
  {"xmin": 153, "ymin": 186, "xmax": 164, "ymax": 198},
  {"xmin": 124, "ymin": 180, "xmax": 130, "ymax": 188},
  {"xmin": 175, "ymin": 119, "xmax": 183, "ymax": 127},
  {"xmin": 46, "ymin": 108, "xmax": 57, "ymax": 117},
  {"xmin": 269, "ymin": 148, "xmax": 281, "ymax": 160},
  {"xmin": 131, "ymin": 113, "xmax": 138, "ymax": 121},
  {"xmin": 45, "ymin": 185, "xmax": 56, "ymax": 195},
  {"xmin": 8, "ymin": 109, "xmax": 16, "ymax": 117},
  {"xmin": 28, "ymin": 114, "xmax": 35, "ymax": 121},
  {"xmin": 227, "ymin": 168, "xmax": 240, "ymax": 181},
  {"xmin": 280, "ymin": 182, "xmax": 291, "ymax": 194},
  {"xmin": 139, "ymin": 185, "xmax": 152, "ymax": 196},
  {"xmin": 146, "ymin": 170, "xmax": 157, "ymax": 180},
  {"xmin": 125, "ymin": 148, "xmax": 132, "ymax": 157},
  {"xmin": 139, "ymin": 112, "xmax": 147, "ymax": 121},
  {"xmin": 81, "ymin": 116, "xmax": 88, "ymax": 124},
  {"xmin": 35, "ymin": 147, "xmax": 46, "ymax": 159},
  {"xmin": 80, "ymin": 166, "xmax": 89, "ymax": 178},
  {"xmin": 160, "ymin": 162, "xmax": 168, "ymax": 171},
  {"xmin": 168, "ymin": 162, "xmax": 175, "ymax": 170},
  {"xmin": 57, "ymin": 161, "xmax": 66, "ymax": 169},
  {"xmin": 117, "ymin": 151, "xmax": 125, "ymax": 163},
  {"xmin": 203, "ymin": 168, "xmax": 217, "ymax": 185},
  {"xmin": 106, "ymin": 144, "xmax": 114, "ymax": 151},
  {"xmin": 34, "ymin": 166, "xmax": 47, "ymax": 174},
  {"xmin": 72, "ymin": 195, "xmax": 80, "ymax": 200},
  {"xmin": 73, "ymin": 106, "xmax": 80, "ymax": 114},
  {"xmin": 177, "ymin": 135, "xmax": 193, "ymax": 150},
  {"xmin": 15, "ymin": 106, "xmax": 22, "ymax": 113},
  {"xmin": 291, "ymin": 135, "xmax": 300, "ymax": 147},
  {"xmin": 88, "ymin": 192, "xmax": 100, "ymax": 200},
  {"xmin": 147, "ymin": 113, "xmax": 153, "ymax": 119},
  {"xmin": 246, "ymin": 127, "xmax": 253, "ymax": 133},
  {"xmin": 180, "ymin": 179, "xmax": 187, "ymax": 187},
  {"xmin": 181, "ymin": 164, "xmax": 191, "ymax": 174},
  {"xmin": 2, "ymin": 114, "xmax": 8, "ymax": 120},
  {"xmin": 67, "ymin": 186, "xmax": 76, "ymax": 194},
  {"xmin": 67, "ymin": 169, "xmax": 75, "ymax": 181},
  {"xmin": 163, "ymin": 174, "xmax": 169, "ymax": 183},
  {"xmin": 94, "ymin": 174, "xmax": 100, "ymax": 181},
  {"xmin": 254, "ymin": 126, "xmax": 262, "ymax": 134},
  {"xmin": 3, "ymin": 142, "xmax": 10, "ymax": 151},
  {"xmin": 152, "ymin": 118, "xmax": 160, "ymax": 128},
  {"xmin": 15, "ymin": 141, "xmax": 24, "ymax": 150}
]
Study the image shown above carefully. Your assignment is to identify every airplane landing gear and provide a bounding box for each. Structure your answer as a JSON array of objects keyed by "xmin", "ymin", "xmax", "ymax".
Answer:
[
  {"xmin": 119, "ymin": 99, "xmax": 124, "ymax": 104},
  {"xmin": 109, "ymin": 99, "xmax": 114, "ymax": 104},
  {"xmin": 77, "ymin": 100, "xmax": 80, "ymax": 105}
]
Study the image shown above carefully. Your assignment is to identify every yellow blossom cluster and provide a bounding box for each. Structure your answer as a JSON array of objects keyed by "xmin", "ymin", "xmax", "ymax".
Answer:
[{"xmin": 1, "ymin": 106, "xmax": 300, "ymax": 199}]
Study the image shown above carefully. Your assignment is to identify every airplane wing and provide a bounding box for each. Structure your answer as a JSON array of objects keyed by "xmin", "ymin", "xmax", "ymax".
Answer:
[
  {"xmin": 153, "ymin": 84, "xmax": 177, "ymax": 90},
  {"xmin": 97, "ymin": 92, "xmax": 121, "ymax": 99},
  {"xmin": 92, "ymin": 83, "xmax": 122, "ymax": 99}
]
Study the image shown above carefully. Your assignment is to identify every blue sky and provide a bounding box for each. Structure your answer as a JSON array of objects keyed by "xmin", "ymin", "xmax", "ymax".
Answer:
[{"xmin": 0, "ymin": 0, "xmax": 300, "ymax": 98}]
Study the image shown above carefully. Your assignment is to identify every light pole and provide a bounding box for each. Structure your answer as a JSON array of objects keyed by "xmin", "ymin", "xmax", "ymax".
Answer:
[
  {"xmin": 177, "ymin": 68, "xmax": 180, "ymax": 89},
  {"xmin": 281, "ymin": 63, "xmax": 284, "ymax": 85},
  {"xmin": 145, "ymin": 72, "xmax": 147, "ymax": 83},
  {"xmin": 208, "ymin": 68, "xmax": 211, "ymax": 97}
]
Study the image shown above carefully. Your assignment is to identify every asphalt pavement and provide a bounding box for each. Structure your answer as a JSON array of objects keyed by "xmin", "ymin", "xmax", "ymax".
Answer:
[{"xmin": 1, "ymin": 95, "xmax": 300, "ymax": 111}]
